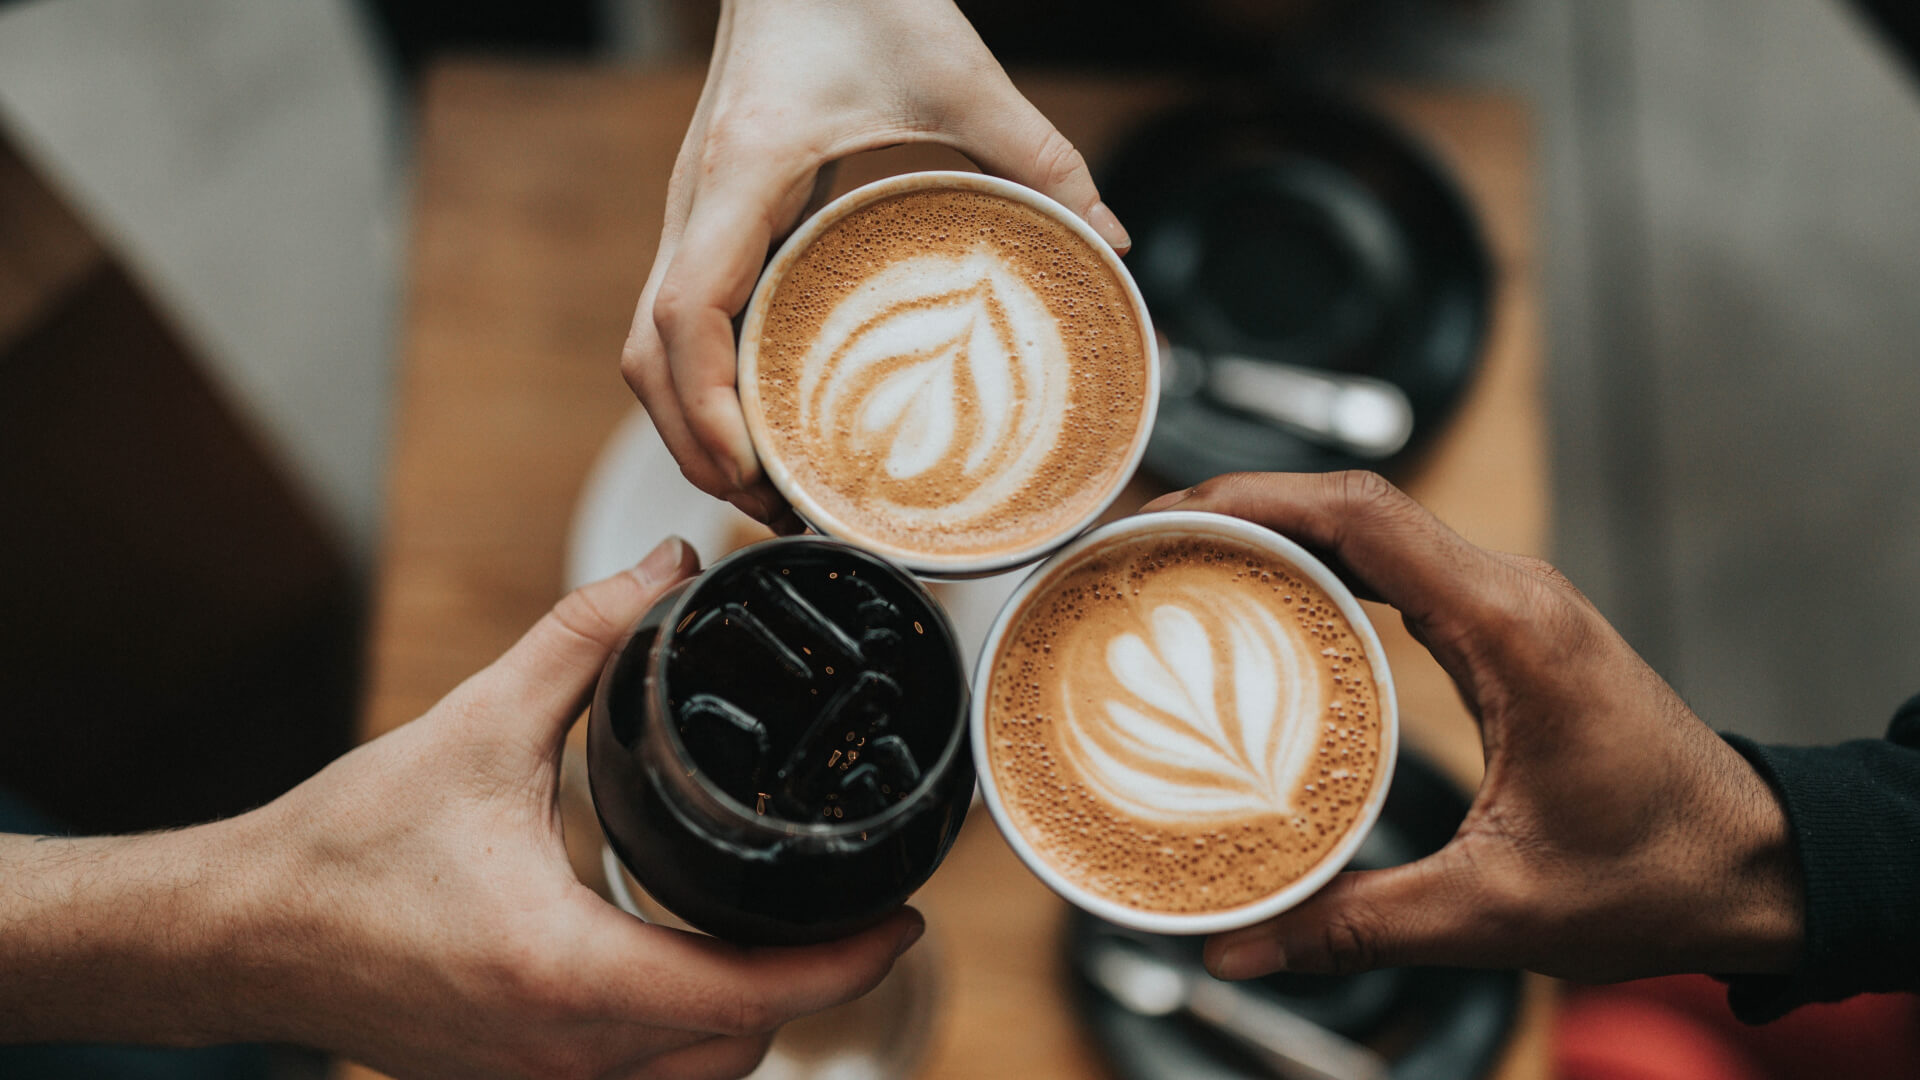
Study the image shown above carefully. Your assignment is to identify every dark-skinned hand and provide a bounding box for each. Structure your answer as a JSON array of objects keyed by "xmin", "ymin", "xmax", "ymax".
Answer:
[{"xmin": 1140, "ymin": 472, "xmax": 1804, "ymax": 984}]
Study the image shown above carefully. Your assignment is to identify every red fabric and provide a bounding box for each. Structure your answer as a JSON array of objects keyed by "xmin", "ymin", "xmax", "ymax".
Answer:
[
  {"xmin": 1555, "ymin": 993, "xmax": 1762, "ymax": 1080},
  {"xmin": 1554, "ymin": 975, "xmax": 1920, "ymax": 1080}
]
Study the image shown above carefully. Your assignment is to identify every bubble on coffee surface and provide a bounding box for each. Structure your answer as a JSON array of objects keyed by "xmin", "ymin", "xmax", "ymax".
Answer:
[
  {"xmin": 754, "ymin": 189, "xmax": 1149, "ymax": 559},
  {"xmin": 985, "ymin": 532, "xmax": 1383, "ymax": 913}
]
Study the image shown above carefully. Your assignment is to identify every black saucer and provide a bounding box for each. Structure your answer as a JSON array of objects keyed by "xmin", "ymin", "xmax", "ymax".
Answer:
[
  {"xmin": 1065, "ymin": 748, "xmax": 1521, "ymax": 1080},
  {"xmin": 1099, "ymin": 87, "xmax": 1492, "ymax": 483}
]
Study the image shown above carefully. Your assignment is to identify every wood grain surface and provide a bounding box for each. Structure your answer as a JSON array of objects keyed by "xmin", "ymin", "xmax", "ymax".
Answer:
[{"xmin": 345, "ymin": 63, "xmax": 1549, "ymax": 1080}]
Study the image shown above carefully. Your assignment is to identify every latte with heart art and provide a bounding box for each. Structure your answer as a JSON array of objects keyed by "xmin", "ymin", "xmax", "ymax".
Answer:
[
  {"xmin": 739, "ymin": 175, "xmax": 1154, "ymax": 574},
  {"xmin": 983, "ymin": 527, "xmax": 1386, "ymax": 915}
]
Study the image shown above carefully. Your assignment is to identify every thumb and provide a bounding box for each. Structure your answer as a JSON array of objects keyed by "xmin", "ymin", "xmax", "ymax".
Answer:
[
  {"xmin": 1203, "ymin": 850, "xmax": 1500, "ymax": 979},
  {"xmin": 585, "ymin": 908, "xmax": 927, "ymax": 1035},
  {"xmin": 949, "ymin": 82, "xmax": 1131, "ymax": 254},
  {"xmin": 460, "ymin": 536, "xmax": 702, "ymax": 747}
]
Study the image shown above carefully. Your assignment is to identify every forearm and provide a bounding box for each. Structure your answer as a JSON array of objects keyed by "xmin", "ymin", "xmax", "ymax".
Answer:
[{"xmin": 0, "ymin": 815, "xmax": 281, "ymax": 1046}]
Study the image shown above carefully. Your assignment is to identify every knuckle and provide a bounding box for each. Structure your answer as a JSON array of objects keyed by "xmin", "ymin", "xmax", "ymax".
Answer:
[
  {"xmin": 619, "ymin": 333, "xmax": 660, "ymax": 385},
  {"xmin": 1483, "ymin": 564, "xmax": 1593, "ymax": 665},
  {"xmin": 1029, "ymin": 128, "xmax": 1089, "ymax": 192},
  {"xmin": 1334, "ymin": 469, "xmax": 1402, "ymax": 515},
  {"xmin": 1509, "ymin": 553, "xmax": 1575, "ymax": 593},
  {"xmin": 651, "ymin": 275, "xmax": 695, "ymax": 343},
  {"xmin": 1318, "ymin": 912, "xmax": 1381, "ymax": 976},
  {"xmin": 549, "ymin": 586, "xmax": 626, "ymax": 651}
]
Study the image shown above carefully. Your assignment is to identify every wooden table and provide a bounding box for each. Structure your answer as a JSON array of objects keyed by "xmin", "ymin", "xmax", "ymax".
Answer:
[{"xmin": 347, "ymin": 63, "xmax": 1549, "ymax": 1080}]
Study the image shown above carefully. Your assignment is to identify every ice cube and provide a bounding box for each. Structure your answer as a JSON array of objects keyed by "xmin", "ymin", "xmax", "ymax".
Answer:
[
  {"xmin": 836, "ymin": 573, "xmax": 907, "ymax": 664},
  {"xmin": 841, "ymin": 572, "xmax": 903, "ymax": 627},
  {"xmin": 769, "ymin": 670, "xmax": 903, "ymax": 819},
  {"xmin": 859, "ymin": 733, "xmax": 923, "ymax": 794},
  {"xmin": 858, "ymin": 626, "xmax": 904, "ymax": 663},
  {"xmin": 680, "ymin": 602, "xmax": 810, "ymax": 681},
  {"xmin": 834, "ymin": 763, "xmax": 890, "ymax": 819},
  {"xmin": 747, "ymin": 567, "xmax": 864, "ymax": 668},
  {"xmin": 674, "ymin": 693, "xmax": 774, "ymax": 800}
]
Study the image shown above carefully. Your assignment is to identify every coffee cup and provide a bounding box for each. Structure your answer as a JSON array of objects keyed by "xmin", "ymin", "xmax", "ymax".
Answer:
[
  {"xmin": 971, "ymin": 510, "xmax": 1398, "ymax": 934},
  {"xmin": 588, "ymin": 536, "xmax": 974, "ymax": 945},
  {"xmin": 737, "ymin": 171, "xmax": 1159, "ymax": 579}
]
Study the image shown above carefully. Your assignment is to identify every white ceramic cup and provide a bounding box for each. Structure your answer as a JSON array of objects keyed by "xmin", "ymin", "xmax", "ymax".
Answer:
[
  {"xmin": 737, "ymin": 170, "xmax": 1159, "ymax": 579},
  {"xmin": 969, "ymin": 510, "xmax": 1400, "ymax": 935}
]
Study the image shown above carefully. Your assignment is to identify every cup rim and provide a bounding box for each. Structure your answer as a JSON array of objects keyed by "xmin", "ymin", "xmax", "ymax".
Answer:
[
  {"xmin": 737, "ymin": 169, "xmax": 1160, "ymax": 578},
  {"xmin": 643, "ymin": 535, "xmax": 971, "ymax": 841},
  {"xmin": 968, "ymin": 510, "xmax": 1400, "ymax": 935}
]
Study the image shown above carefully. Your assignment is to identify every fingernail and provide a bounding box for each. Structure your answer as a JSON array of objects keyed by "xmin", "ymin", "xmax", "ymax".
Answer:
[
  {"xmin": 1088, "ymin": 201, "xmax": 1131, "ymax": 254},
  {"xmin": 636, "ymin": 536, "xmax": 688, "ymax": 585},
  {"xmin": 892, "ymin": 919, "xmax": 926, "ymax": 960},
  {"xmin": 1209, "ymin": 939, "xmax": 1282, "ymax": 981}
]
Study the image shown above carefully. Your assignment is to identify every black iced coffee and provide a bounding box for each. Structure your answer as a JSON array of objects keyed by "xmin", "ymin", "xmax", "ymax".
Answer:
[{"xmin": 588, "ymin": 537, "xmax": 971, "ymax": 945}]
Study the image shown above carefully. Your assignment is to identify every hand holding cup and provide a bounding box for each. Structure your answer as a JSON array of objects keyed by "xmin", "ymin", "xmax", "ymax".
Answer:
[
  {"xmin": 623, "ymin": 0, "xmax": 1132, "ymax": 527},
  {"xmin": 1142, "ymin": 472, "xmax": 1805, "ymax": 983}
]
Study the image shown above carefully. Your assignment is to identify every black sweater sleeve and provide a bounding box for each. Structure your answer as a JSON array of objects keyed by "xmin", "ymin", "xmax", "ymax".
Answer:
[{"xmin": 1718, "ymin": 694, "xmax": 1920, "ymax": 1023}]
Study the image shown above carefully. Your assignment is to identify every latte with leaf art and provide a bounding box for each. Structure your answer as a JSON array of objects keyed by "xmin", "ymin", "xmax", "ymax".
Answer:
[
  {"xmin": 985, "ymin": 528, "xmax": 1385, "ymax": 915},
  {"xmin": 742, "ymin": 179, "xmax": 1152, "ymax": 572}
]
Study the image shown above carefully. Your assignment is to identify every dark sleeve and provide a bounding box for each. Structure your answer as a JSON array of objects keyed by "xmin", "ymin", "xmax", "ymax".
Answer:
[{"xmin": 1717, "ymin": 693, "xmax": 1920, "ymax": 1023}]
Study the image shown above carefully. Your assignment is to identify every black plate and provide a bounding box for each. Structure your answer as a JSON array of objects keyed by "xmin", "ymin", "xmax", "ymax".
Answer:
[
  {"xmin": 1099, "ymin": 87, "xmax": 1493, "ymax": 483},
  {"xmin": 1065, "ymin": 748, "xmax": 1521, "ymax": 1080}
]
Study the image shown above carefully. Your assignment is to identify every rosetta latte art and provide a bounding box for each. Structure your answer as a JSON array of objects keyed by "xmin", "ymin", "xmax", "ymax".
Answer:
[
  {"xmin": 796, "ymin": 251, "xmax": 1070, "ymax": 527},
  {"xmin": 986, "ymin": 531, "xmax": 1382, "ymax": 913},
  {"xmin": 1060, "ymin": 592, "xmax": 1324, "ymax": 827}
]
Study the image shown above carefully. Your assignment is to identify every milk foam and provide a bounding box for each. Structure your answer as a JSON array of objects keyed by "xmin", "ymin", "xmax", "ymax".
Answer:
[
  {"xmin": 751, "ymin": 188, "xmax": 1149, "ymax": 562},
  {"xmin": 985, "ymin": 531, "xmax": 1383, "ymax": 914},
  {"xmin": 1063, "ymin": 591, "xmax": 1321, "ymax": 825},
  {"xmin": 796, "ymin": 251, "xmax": 1069, "ymax": 527}
]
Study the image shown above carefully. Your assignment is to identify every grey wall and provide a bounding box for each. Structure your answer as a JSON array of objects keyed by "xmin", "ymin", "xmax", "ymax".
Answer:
[
  {"xmin": 1621, "ymin": 0, "xmax": 1920, "ymax": 745},
  {"xmin": 1351, "ymin": 0, "xmax": 1920, "ymax": 744},
  {"xmin": 0, "ymin": 0, "xmax": 401, "ymax": 562}
]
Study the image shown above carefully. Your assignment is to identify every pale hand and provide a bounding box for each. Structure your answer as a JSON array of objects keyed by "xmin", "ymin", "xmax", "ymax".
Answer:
[
  {"xmin": 0, "ymin": 537, "xmax": 923, "ymax": 1080},
  {"xmin": 622, "ymin": 0, "xmax": 1131, "ymax": 528}
]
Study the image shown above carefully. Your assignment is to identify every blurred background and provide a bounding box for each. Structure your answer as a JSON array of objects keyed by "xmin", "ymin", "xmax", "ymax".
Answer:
[{"xmin": 0, "ymin": 0, "xmax": 1915, "ymax": 1072}]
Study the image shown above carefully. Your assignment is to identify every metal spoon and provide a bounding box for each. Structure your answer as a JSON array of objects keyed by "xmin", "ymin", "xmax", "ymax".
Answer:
[
  {"xmin": 1084, "ymin": 936, "xmax": 1392, "ymax": 1080},
  {"xmin": 1161, "ymin": 341, "xmax": 1416, "ymax": 460}
]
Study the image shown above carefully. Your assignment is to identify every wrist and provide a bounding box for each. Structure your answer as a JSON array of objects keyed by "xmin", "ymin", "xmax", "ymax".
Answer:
[
  {"xmin": 1713, "ymin": 749, "xmax": 1806, "ymax": 973},
  {"xmin": 112, "ymin": 815, "xmax": 297, "ymax": 1046},
  {"xmin": 172, "ymin": 810, "xmax": 307, "ymax": 1045}
]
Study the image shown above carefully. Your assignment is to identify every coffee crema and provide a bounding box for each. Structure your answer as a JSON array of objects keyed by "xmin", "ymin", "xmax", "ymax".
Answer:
[
  {"xmin": 984, "ymin": 531, "xmax": 1383, "ymax": 914},
  {"xmin": 749, "ymin": 187, "xmax": 1149, "ymax": 563}
]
